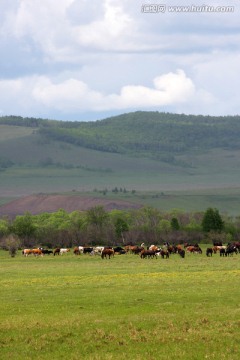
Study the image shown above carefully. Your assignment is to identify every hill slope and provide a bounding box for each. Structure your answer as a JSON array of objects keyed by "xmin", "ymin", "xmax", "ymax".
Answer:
[
  {"xmin": 0, "ymin": 194, "xmax": 141, "ymax": 217},
  {"xmin": 1, "ymin": 112, "xmax": 240, "ymax": 215}
]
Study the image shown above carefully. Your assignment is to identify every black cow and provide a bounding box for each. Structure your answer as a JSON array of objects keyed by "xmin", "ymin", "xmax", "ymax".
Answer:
[
  {"xmin": 206, "ymin": 248, "xmax": 213, "ymax": 257},
  {"xmin": 178, "ymin": 249, "xmax": 185, "ymax": 258},
  {"xmin": 41, "ymin": 249, "xmax": 53, "ymax": 255},
  {"xmin": 220, "ymin": 248, "xmax": 226, "ymax": 257},
  {"xmin": 83, "ymin": 247, "xmax": 93, "ymax": 254},
  {"xmin": 225, "ymin": 246, "xmax": 237, "ymax": 256},
  {"xmin": 113, "ymin": 247, "xmax": 126, "ymax": 254}
]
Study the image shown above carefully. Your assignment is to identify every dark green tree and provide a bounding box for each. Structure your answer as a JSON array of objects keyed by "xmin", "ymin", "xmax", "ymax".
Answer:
[
  {"xmin": 171, "ymin": 217, "xmax": 180, "ymax": 230},
  {"xmin": 114, "ymin": 218, "xmax": 129, "ymax": 244},
  {"xmin": 86, "ymin": 206, "xmax": 109, "ymax": 244},
  {"xmin": 201, "ymin": 208, "xmax": 224, "ymax": 232},
  {"xmin": 11, "ymin": 212, "xmax": 36, "ymax": 239}
]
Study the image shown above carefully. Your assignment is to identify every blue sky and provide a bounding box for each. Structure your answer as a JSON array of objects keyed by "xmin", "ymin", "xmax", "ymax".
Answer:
[{"xmin": 0, "ymin": 0, "xmax": 239, "ymax": 121}]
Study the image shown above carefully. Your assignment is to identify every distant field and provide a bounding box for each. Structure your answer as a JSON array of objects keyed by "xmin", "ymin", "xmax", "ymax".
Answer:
[{"xmin": 0, "ymin": 247, "xmax": 239, "ymax": 360}]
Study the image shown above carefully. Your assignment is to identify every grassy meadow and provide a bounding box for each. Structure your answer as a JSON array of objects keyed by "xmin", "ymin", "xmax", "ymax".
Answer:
[{"xmin": 0, "ymin": 247, "xmax": 239, "ymax": 360}]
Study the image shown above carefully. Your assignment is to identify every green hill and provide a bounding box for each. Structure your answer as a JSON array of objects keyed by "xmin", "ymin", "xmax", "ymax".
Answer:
[{"xmin": 1, "ymin": 112, "xmax": 240, "ymax": 214}]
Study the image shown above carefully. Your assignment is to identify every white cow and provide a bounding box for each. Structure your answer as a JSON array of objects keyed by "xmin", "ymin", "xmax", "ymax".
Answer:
[{"xmin": 60, "ymin": 248, "xmax": 70, "ymax": 255}]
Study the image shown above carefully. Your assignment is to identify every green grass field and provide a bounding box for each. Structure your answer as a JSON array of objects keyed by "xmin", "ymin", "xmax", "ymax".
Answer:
[{"xmin": 0, "ymin": 247, "xmax": 239, "ymax": 359}]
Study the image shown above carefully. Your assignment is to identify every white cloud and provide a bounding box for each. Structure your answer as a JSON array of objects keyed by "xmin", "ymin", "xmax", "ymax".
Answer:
[
  {"xmin": 0, "ymin": 1, "xmax": 239, "ymax": 118},
  {"xmin": 0, "ymin": 70, "xmax": 202, "ymax": 115}
]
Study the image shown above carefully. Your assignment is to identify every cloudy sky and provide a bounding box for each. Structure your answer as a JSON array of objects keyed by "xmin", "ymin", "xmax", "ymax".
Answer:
[{"xmin": 0, "ymin": 0, "xmax": 239, "ymax": 121}]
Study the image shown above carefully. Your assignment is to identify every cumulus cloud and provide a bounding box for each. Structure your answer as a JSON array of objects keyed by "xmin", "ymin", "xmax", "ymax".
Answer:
[
  {"xmin": 0, "ymin": 69, "xmax": 216, "ymax": 119},
  {"xmin": 30, "ymin": 70, "xmax": 195, "ymax": 111},
  {"xmin": 0, "ymin": 0, "xmax": 239, "ymax": 118}
]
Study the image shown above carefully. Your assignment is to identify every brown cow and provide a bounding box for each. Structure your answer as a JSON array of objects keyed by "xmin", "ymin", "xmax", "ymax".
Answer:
[
  {"xmin": 186, "ymin": 246, "xmax": 202, "ymax": 254},
  {"xmin": 140, "ymin": 249, "xmax": 157, "ymax": 259},
  {"xmin": 32, "ymin": 249, "xmax": 43, "ymax": 256},
  {"xmin": 22, "ymin": 249, "xmax": 33, "ymax": 257},
  {"xmin": 101, "ymin": 248, "xmax": 114, "ymax": 259}
]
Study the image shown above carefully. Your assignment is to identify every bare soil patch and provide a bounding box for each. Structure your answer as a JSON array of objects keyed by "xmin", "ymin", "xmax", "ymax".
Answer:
[{"xmin": 0, "ymin": 194, "xmax": 141, "ymax": 217}]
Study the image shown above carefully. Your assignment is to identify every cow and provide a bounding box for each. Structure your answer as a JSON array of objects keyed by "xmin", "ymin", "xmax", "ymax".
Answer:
[
  {"xmin": 22, "ymin": 249, "xmax": 43, "ymax": 257},
  {"xmin": 131, "ymin": 246, "xmax": 144, "ymax": 255},
  {"xmin": 156, "ymin": 249, "xmax": 169, "ymax": 259},
  {"xmin": 60, "ymin": 248, "xmax": 70, "ymax": 255},
  {"xmin": 186, "ymin": 246, "xmax": 202, "ymax": 254},
  {"xmin": 178, "ymin": 249, "xmax": 185, "ymax": 258},
  {"xmin": 228, "ymin": 242, "xmax": 240, "ymax": 253},
  {"xmin": 220, "ymin": 248, "xmax": 226, "ymax": 257},
  {"xmin": 73, "ymin": 247, "xmax": 80, "ymax": 255},
  {"xmin": 93, "ymin": 246, "xmax": 104, "ymax": 255},
  {"xmin": 53, "ymin": 248, "xmax": 60, "ymax": 256},
  {"xmin": 83, "ymin": 247, "xmax": 94, "ymax": 254},
  {"xmin": 213, "ymin": 241, "xmax": 223, "ymax": 246},
  {"xmin": 41, "ymin": 249, "xmax": 53, "ymax": 255},
  {"xmin": 140, "ymin": 249, "xmax": 157, "ymax": 259},
  {"xmin": 206, "ymin": 248, "xmax": 213, "ymax": 257},
  {"xmin": 22, "ymin": 249, "xmax": 33, "ymax": 257},
  {"xmin": 32, "ymin": 249, "xmax": 43, "ymax": 256},
  {"xmin": 149, "ymin": 245, "xmax": 160, "ymax": 252},
  {"xmin": 213, "ymin": 246, "xmax": 226, "ymax": 254},
  {"xmin": 167, "ymin": 245, "xmax": 177, "ymax": 254},
  {"xmin": 113, "ymin": 246, "xmax": 126, "ymax": 254},
  {"xmin": 101, "ymin": 248, "xmax": 114, "ymax": 259},
  {"xmin": 225, "ymin": 245, "xmax": 237, "ymax": 256}
]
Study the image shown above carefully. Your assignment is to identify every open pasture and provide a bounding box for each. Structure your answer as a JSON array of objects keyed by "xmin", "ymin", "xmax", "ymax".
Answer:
[{"xmin": 0, "ymin": 247, "xmax": 239, "ymax": 360}]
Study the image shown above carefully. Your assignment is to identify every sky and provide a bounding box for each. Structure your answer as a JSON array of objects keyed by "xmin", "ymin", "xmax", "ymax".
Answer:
[{"xmin": 0, "ymin": 0, "xmax": 239, "ymax": 121}]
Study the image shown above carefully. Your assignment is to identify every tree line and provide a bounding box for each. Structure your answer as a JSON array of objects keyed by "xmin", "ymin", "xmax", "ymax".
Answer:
[{"xmin": 0, "ymin": 206, "xmax": 238, "ymax": 255}]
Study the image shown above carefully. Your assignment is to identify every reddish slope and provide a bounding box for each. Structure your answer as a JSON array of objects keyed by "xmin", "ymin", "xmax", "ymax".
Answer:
[{"xmin": 0, "ymin": 194, "xmax": 141, "ymax": 217}]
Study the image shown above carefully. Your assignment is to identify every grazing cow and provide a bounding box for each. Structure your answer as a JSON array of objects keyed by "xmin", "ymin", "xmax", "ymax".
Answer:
[
  {"xmin": 176, "ymin": 244, "xmax": 183, "ymax": 252},
  {"xmin": 149, "ymin": 245, "xmax": 160, "ymax": 252},
  {"xmin": 213, "ymin": 241, "xmax": 223, "ymax": 246},
  {"xmin": 131, "ymin": 246, "xmax": 144, "ymax": 255},
  {"xmin": 206, "ymin": 248, "xmax": 213, "ymax": 257},
  {"xmin": 60, "ymin": 248, "xmax": 70, "ymax": 255},
  {"xmin": 41, "ymin": 249, "xmax": 53, "ymax": 255},
  {"xmin": 220, "ymin": 248, "xmax": 226, "ymax": 257},
  {"xmin": 23, "ymin": 249, "xmax": 43, "ymax": 256},
  {"xmin": 225, "ymin": 245, "xmax": 237, "ymax": 256},
  {"xmin": 124, "ymin": 244, "xmax": 144, "ymax": 254},
  {"xmin": 93, "ymin": 246, "xmax": 105, "ymax": 255},
  {"xmin": 186, "ymin": 246, "xmax": 202, "ymax": 254},
  {"xmin": 213, "ymin": 246, "xmax": 226, "ymax": 254},
  {"xmin": 101, "ymin": 248, "xmax": 114, "ymax": 259},
  {"xmin": 156, "ymin": 249, "xmax": 169, "ymax": 259},
  {"xmin": 113, "ymin": 246, "xmax": 126, "ymax": 254},
  {"xmin": 22, "ymin": 249, "xmax": 33, "ymax": 257},
  {"xmin": 167, "ymin": 245, "xmax": 177, "ymax": 254},
  {"xmin": 178, "ymin": 249, "xmax": 185, "ymax": 258},
  {"xmin": 83, "ymin": 247, "xmax": 94, "ymax": 254},
  {"xmin": 53, "ymin": 248, "xmax": 60, "ymax": 256},
  {"xmin": 32, "ymin": 249, "xmax": 43, "ymax": 256},
  {"xmin": 140, "ymin": 249, "xmax": 157, "ymax": 259},
  {"xmin": 73, "ymin": 247, "xmax": 80, "ymax": 255},
  {"xmin": 228, "ymin": 242, "xmax": 240, "ymax": 253}
]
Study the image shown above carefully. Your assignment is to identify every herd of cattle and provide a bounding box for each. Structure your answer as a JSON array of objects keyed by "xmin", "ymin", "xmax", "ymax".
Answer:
[{"xmin": 21, "ymin": 242, "xmax": 240, "ymax": 259}]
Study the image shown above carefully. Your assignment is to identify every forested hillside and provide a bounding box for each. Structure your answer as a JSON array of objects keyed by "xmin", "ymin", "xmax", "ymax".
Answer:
[{"xmin": 1, "ymin": 112, "xmax": 240, "ymax": 162}]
